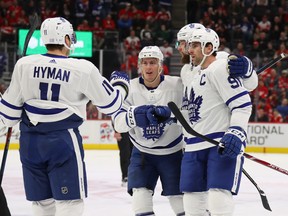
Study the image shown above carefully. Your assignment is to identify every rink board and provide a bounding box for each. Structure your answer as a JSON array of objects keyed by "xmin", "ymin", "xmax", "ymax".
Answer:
[{"xmin": 0, "ymin": 121, "xmax": 287, "ymax": 153}]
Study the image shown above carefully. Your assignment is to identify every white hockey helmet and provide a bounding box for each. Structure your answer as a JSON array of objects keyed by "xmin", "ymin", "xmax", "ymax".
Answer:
[
  {"xmin": 188, "ymin": 28, "xmax": 219, "ymax": 55},
  {"xmin": 138, "ymin": 46, "xmax": 164, "ymax": 64},
  {"xmin": 177, "ymin": 23, "xmax": 205, "ymax": 42},
  {"xmin": 40, "ymin": 17, "xmax": 76, "ymax": 47}
]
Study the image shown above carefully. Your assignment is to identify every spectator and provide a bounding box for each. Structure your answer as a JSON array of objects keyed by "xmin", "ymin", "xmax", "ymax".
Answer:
[
  {"xmin": 232, "ymin": 41, "xmax": 246, "ymax": 56},
  {"xmin": 257, "ymin": 79, "xmax": 269, "ymax": 99},
  {"xmin": 257, "ymin": 15, "xmax": 271, "ymax": 32},
  {"xmin": 124, "ymin": 30, "xmax": 141, "ymax": 53},
  {"xmin": 117, "ymin": 13, "xmax": 133, "ymax": 40},
  {"xmin": 154, "ymin": 23, "xmax": 173, "ymax": 45},
  {"xmin": 248, "ymin": 40, "xmax": 263, "ymax": 62},
  {"xmin": 256, "ymin": 108, "xmax": 269, "ymax": 122},
  {"xmin": 159, "ymin": 40, "xmax": 173, "ymax": 71},
  {"xmin": 278, "ymin": 69, "xmax": 288, "ymax": 90},
  {"xmin": 241, "ymin": 15, "xmax": 254, "ymax": 44},
  {"xmin": 132, "ymin": 13, "xmax": 146, "ymax": 37},
  {"xmin": 265, "ymin": 68, "xmax": 278, "ymax": 90},
  {"xmin": 118, "ymin": 3, "xmax": 132, "ymax": 19},
  {"xmin": 263, "ymin": 41, "xmax": 276, "ymax": 60},
  {"xmin": 269, "ymin": 109, "xmax": 283, "ymax": 123},
  {"xmin": 277, "ymin": 98, "xmax": 288, "ymax": 120},
  {"xmin": 155, "ymin": 7, "xmax": 171, "ymax": 27},
  {"xmin": 144, "ymin": 5, "xmax": 156, "ymax": 21},
  {"xmin": 139, "ymin": 23, "xmax": 154, "ymax": 48},
  {"xmin": 77, "ymin": 19, "xmax": 91, "ymax": 31},
  {"xmin": 102, "ymin": 13, "xmax": 116, "ymax": 31},
  {"xmin": 121, "ymin": 50, "xmax": 138, "ymax": 78}
]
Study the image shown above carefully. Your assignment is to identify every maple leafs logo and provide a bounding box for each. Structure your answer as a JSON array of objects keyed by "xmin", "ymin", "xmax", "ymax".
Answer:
[
  {"xmin": 181, "ymin": 87, "xmax": 189, "ymax": 110},
  {"xmin": 188, "ymin": 88, "xmax": 202, "ymax": 124}
]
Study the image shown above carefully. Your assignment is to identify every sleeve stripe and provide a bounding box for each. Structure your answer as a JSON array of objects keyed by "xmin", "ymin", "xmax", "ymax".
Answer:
[
  {"xmin": 0, "ymin": 112, "xmax": 21, "ymax": 120},
  {"xmin": 1, "ymin": 99, "xmax": 22, "ymax": 110},
  {"xmin": 97, "ymin": 90, "xmax": 120, "ymax": 110},
  {"xmin": 231, "ymin": 102, "xmax": 252, "ymax": 112},
  {"xmin": 225, "ymin": 91, "xmax": 249, "ymax": 106},
  {"xmin": 112, "ymin": 108, "xmax": 126, "ymax": 120}
]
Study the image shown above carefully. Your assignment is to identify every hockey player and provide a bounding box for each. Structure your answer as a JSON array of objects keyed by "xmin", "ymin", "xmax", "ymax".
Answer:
[
  {"xmin": 0, "ymin": 17, "xmax": 129, "ymax": 216},
  {"xmin": 112, "ymin": 46, "xmax": 185, "ymax": 216},
  {"xmin": 180, "ymin": 28, "xmax": 252, "ymax": 216},
  {"xmin": 176, "ymin": 23, "xmax": 258, "ymax": 92}
]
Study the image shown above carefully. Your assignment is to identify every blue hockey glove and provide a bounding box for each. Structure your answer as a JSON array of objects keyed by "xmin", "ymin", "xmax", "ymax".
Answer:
[
  {"xmin": 146, "ymin": 106, "xmax": 171, "ymax": 125},
  {"xmin": 110, "ymin": 71, "xmax": 130, "ymax": 99},
  {"xmin": 218, "ymin": 126, "xmax": 247, "ymax": 158},
  {"xmin": 228, "ymin": 54, "xmax": 254, "ymax": 78},
  {"xmin": 126, "ymin": 105, "xmax": 155, "ymax": 128}
]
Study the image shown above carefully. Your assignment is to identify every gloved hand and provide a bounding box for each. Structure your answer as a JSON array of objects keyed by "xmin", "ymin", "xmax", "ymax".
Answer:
[
  {"xmin": 228, "ymin": 54, "xmax": 254, "ymax": 78},
  {"xmin": 110, "ymin": 71, "xmax": 130, "ymax": 99},
  {"xmin": 127, "ymin": 105, "xmax": 155, "ymax": 128},
  {"xmin": 218, "ymin": 126, "xmax": 247, "ymax": 158},
  {"xmin": 146, "ymin": 106, "xmax": 171, "ymax": 125}
]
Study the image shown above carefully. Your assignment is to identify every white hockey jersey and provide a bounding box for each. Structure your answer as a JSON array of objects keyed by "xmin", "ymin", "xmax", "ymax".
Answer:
[
  {"xmin": 112, "ymin": 75, "xmax": 184, "ymax": 155},
  {"xmin": 180, "ymin": 51, "xmax": 258, "ymax": 92},
  {"xmin": 181, "ymin": 58, "xmax": 252, "ymax": 152},
  {"xmin": 0, "ymin": 54, "xmax": 123, "ymax": 127}
]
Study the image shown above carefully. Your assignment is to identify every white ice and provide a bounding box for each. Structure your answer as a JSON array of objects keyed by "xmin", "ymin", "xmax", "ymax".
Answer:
[{"xmin": 1, "ymin": 150, "xmax": 288, "ymax": 216}]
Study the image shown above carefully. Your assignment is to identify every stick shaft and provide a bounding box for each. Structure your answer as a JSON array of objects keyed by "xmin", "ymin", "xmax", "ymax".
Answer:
[
  {"xmin": 0, "ymin": 13, "xmax": 40, "ymax": 185},
  {"xmin": 0, "ymin": 128, "xmax": 12, "ymax": 185},
  {"xmin": 256, "ymin": 53, "xmax": 287, "ymax": 75},
  {"xmin": 168, "ymin": 101, "xmax": 288, "ymax": 176}
]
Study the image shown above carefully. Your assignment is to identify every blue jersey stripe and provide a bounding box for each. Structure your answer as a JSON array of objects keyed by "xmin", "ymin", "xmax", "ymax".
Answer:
[
  {"xmin": 231, "ymin": 102, "xmax": 252, "ymax": 112},
  {"xmin": 24, "ymin": 103, "xmax": 67, "ymax": 115},
  {"xmin": 185, "ymin": 132, "xmax": 224, "ymax": 145},
  {"xmin": 97, "ymin": 90, "xmax": 121, "ymax": 110},
  {"xmin": 225, "ymin": 91, "xmax": 249, "ymax": 106},
  {"xmin": 0, "ymin": 112, "xmax": 21, "ymax": 120},
  {"xmin": 1, "ymin": 99, "xmax": 22, "ymax": 110},
  {"xmin": 130, "ymin": 134, "xmax": 183, "ymax": 149}
]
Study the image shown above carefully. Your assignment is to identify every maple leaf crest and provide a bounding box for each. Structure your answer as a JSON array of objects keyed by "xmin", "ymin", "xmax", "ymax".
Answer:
[{"xmin": 188, "ymin": 88, "xmax": 202, "ymax": 124}]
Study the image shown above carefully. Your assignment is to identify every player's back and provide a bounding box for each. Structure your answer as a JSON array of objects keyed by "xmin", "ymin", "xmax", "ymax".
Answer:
[{"xmin": 7, "ymin": 53, "xmax": 120, "ymax": 124}]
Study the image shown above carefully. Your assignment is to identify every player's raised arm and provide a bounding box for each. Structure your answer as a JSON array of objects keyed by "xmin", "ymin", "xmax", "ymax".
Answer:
[{"xmin": 227, "ymin": 54, "xmax": 258, "ymax": 91}]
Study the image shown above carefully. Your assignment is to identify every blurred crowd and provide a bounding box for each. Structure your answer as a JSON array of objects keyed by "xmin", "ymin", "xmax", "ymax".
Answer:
[{"xmin": 0, "ymin": 0, "xmax": 287, "ymax": 122}]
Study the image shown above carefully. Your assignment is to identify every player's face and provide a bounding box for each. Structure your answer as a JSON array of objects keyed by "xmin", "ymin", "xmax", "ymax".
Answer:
[
  {"xmin": 177, "ymin": 40, "xmax": 188, "ymax": 55},
  {"xmin": 188, "ymin": 42, "xmax": 203, "ymax": 66},
  {"xmin": 140, "ymin": 58, "xmax": 161, "ymax": 82}
]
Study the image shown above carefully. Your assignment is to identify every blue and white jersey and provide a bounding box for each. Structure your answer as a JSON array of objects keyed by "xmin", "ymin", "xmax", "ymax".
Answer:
[
  {"xmin": 216, "ymin": 51, "xmax": 258, "ymax": 91},
  {"xmin": 182, "ymin": 58, "xmax": 252, "ymax": 152},
  {"xmin": 0, "ymin": 54, "xmax": 123, "ymax": 127},
  {"xmin": 180, "ymin": 52, "xmax": 258, "ymax": 93},
  {"xmin": 112, "ymin": 75, "xmax": 184, "ymax": 155}
]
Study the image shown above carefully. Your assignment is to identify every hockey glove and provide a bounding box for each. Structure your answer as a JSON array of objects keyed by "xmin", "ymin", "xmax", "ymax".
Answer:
[
  {"xmin": 146, "ymin": 106, "xmax": 171, "ymax": 125},
  {"xmin": 110, "ymin": 71, "xmax": 130, "ymax": 100},
  {"xmin": 228, "ymin": 54, "xmax": 254, "ymax": 78},
  {"xmin": 218, "ymin": 126, "xmax": 247, "ymax": 158},
  {"xmin": 126, "ymin": 105, "xmax": 155, "ymax": 128}
]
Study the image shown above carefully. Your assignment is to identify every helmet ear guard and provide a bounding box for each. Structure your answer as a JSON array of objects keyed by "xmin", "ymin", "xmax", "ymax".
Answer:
[{"xmin": 40, "ymin": 17, "xmax": 76, "ymax": 52}]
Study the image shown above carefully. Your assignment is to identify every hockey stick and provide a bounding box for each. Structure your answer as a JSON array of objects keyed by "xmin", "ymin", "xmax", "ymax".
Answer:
[
  {"xmin": 168, "ymin": 102, "xmax": 288, "ymax": 176},
  {"xmin": 256, "ymin": 53, "xmax": 287, "ymax": 75},
  {"xmin": 168, "ymin": 101, "xmax": 273, "ymax": 211},
  {"xmin": 0, "ymin": 13, "xmax": 40, "ymax": 185}
]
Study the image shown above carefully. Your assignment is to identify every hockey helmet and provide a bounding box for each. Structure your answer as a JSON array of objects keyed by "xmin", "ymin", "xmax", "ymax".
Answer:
[
  {"xmin": 177, "ymin": 23, "xmax": 205, "ymax": 41},
  {"xmin": 138, "ymin": 46, "xmax": 164, "ymax": 64},
  {"xmin": 40, "ymin": 17, "xmax": 76, "ymax": 47},
  {"xmin": 188, "ymin": 28, "xmax": 219, "ymax": 55}
]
